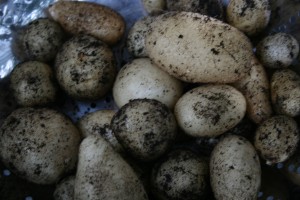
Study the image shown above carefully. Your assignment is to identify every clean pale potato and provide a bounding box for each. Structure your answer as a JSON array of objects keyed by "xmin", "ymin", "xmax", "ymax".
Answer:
[
  {"xmin": 151, "ymin": 149, "xmax": 209, "ymax": 200},
  {"xmin": 13, "ymin": 18, "xmax": 65, "ymax": 62},
  {"xmin": 0, "ymin": 108, "xmax": 81, "ymax": 185},
  {"xmin": 271, "ymin": 69, "xmax": 300, "ymax": 117},
  {"xmin": 232, "ymin": 57, "xmax": 272, "ymax": 124},
  {"xmin": 142, "ymin": 0, "xmax": 165, "ymax": 14},
  {"xmin": 54, "ymin": 176, "xmax": 75, "ymax": 200},
  {"xmin": 174, "ymin": 84, "xmax": 246, "ymax": 137},
  {"xmin": 254, "ymin": 115, "xmax": 299, "ymax": 165},
  {"xmin": 256, "ymin": 33, "xmax": 299, "ymax": 68},
  {"xmin": 210, "ymin": 135, "xmax": 261, "ymax": 200},
  {"xmin": 111, "ymin": 99, "xmax": 177, "ymax": 161},
  {"xmin": 74, "ymin": 135, "xmax": 148, "ymax": 200},
  {"xmin": 10, "ymin": 61, "xmax": 58, "ymax": 107},
  {"xmin": 55, "ymin": 34, "xmax": 116, "ymax": 100},
  {"xmin": 48, "ymin": 1, "xmax": 125, "ymax": 45},
  {"xmin": 226, "ymin": 0, "xmax": 271, "ymax": 35},
  {"xmin": 113, "ymin": 58, "xmax": 183, "ymax": 109},
  {"xmin": 145, "ymin": 12, "xmax": 253, "ymax": 83}
]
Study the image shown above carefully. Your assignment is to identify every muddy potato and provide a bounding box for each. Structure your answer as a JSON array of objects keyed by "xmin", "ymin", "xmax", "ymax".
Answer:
[
  {"xmin": 142, "ymin": 0, "xmax": 165, "ymax": 14},
  {"xmin": 10, "ymin": 61, "xmax": 58, "ymax": 107},
  {"xmin": 13, "ymin": 18, "xmax": 65, "ymax": 62},
  {"xmin": 0, "ymin": 108, "xmax": 81, "ymax": 185},
  {"xmin": 54, "ymin": 176, "xmax": 75, "ymax": 200},
  {"xmin": 55, "ymin": 34, "xmax": 116, "ymax": 100},
  {"xmin": 226, "ymin": 0, "xmax": 271, "ymax": 36},
  {"xmin": 111, "ymin": 99, "xmax": 177, "ymax": 161},
  {"xmin": 256, "ymin": 33, "xmax": 299, "ymax": 68},
  {"xmin": 77, "ymin": 110, "xmax": 124, "ymax": 153},
  {"xmin": 74, "ymin": 135, "xmax": 148, "ymax": 200},
  {"xmin": 48, "ymin": 1, "xmax": 125, "ymax": 45},
  {"xmin": 233, "ymin": 57, "xmax": 272, "ymax": 124},
  {"xmin": 113, "ymin": 58, "xmax": 183, "ymax": 109},
  {"xmin": 175, "ymin": 84, "xmax": 246, "ymax": 138},
  {"xmin": 127, "ymin": 16, "xmax": 155, "ymax": 57},
  {"xmin": 254, "ymin": 115, "xmax": 299, "ymax": 165},
  {"xmin": 145, "ymin": 12, "xmax": 253, "ymax": 83},
  {"xmin": 271, "ymin": 69, "xmax": 300, "ymax": 117},
  {"xmin": 210, "ymin": 135, "xmax": 261, "ymax": 200},
  {"xmin": 151, "ymin": 149, "xmax": 209, "ymax": 200}
]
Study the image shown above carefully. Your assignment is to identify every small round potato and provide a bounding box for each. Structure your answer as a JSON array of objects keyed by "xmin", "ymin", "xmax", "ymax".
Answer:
[
  {"xmin": 226, "ymin": 0, "xmax": 271, "ymax": 35},
  {"xmin": 210, "ymin": 135, "xmax": 261, "ymax": 200},
  {"xmin": 174, "ymin": 84, "xmax": 246, "ymax": 138},
  {"xmin": 254, "ymin": 115, "xmax": 299, "ymax": 165},
  {"xmin": 55, "ymin": 34, "xmax": 116, "ymax": 100},
  {"xmin": 77, "ymin": 110, "xmax": 124, "ymax": 153},
  {"xmin": 142, "ymin": 0, "xmax": 166, "ymax": 14},
  {"xmin": 54, "ymin": 176, "xmax": 75, "ymax": 200},
  {"xmin": 13, "ymin": 18, "xmax": 65, "ymax": 62},
  {"xmin": 271, "ymin": 69, "xmax": 300, "ymax": 117},
  {"xmin": 113, "ymin": 58, "xmax": 183, "ymax": 109},
  {"xmin": 10, "ymin": 61, "xmax": 58, "ymax": 107},
  {"xmin": 151, "ymin": 149, "xmax": 209, "ymax": 200},
  {"xmin": 111, "ymin": 99, "xmax": 177, "ymax": 161},
  {"xmin": 256, "ymin": 33, "xmax": 299, "ymax": 68},
  {"xmin": 0, "ymin": 108, "xmax": 81, "ymax": 185}
]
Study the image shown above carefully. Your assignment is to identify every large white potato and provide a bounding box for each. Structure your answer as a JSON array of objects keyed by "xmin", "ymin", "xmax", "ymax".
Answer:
[
  {"xmin": 74, "ymin": 135, "xmax": 148, "ymax": 200},
  {"xmin": 210, "ymin": 135, "xmax": 261, "ymax": 200},
  {"xmin": 145, "ymin": 12, "xmax": 253, "ymax": 83},
  {"xmin": 113, "ymin": 58, "xmax": 183, "ymax": 109},
  {"xmin": 174, "ymin": 84, "xmax": 246, "ymax": 137}
]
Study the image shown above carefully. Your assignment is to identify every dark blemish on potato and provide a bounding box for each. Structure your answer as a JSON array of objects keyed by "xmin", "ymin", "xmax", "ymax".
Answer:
[
  {"xmin": 240, "ymin": 0, "xmax": 256, "ymax": 17},
  {"xmin": 211, "ymin": 48, "xmax": 219, "ymax": 55},
  {"xmin": 178, "ymin": 34, "xmax": 183, "ymax": 39}
]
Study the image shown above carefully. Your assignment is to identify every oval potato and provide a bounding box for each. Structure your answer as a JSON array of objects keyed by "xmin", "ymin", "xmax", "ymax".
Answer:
[
  {"xmin": 174, "ymin": 84, "xmax": 246, "ymax": 137},
  {"xmin": 145, "ymin": 12, "xmax": 253, "ymax": 83},
  {"xmin": 48, "ymin": 1, "xmax": 125, "ymax": 45}
]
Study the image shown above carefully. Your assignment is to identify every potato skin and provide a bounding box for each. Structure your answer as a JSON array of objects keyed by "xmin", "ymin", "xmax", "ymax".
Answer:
[
  {"xmin": 174, "ymin": 84, "xmax": 246, "ymax": 137},
  {"xmin": 55, "ymin": 35, "xmax": 116, "ymax": 100},
  {"xmin": 0, "ymin": 108, "xmax": 81, "ymax": 185},
  {"xmin": 113, "ymin": 58, "xmax": 183, "ymax": 109},
  {"xmin": 271, "ymin": 69, "xmax": 300, "ymax": 117},
  {"xmin": 254, "ymin": 115, "xmax": 299, "ymax": 165},
  {"xmin": 74, "ymin": 135, "xmax": 148, "ymax": 200},
  {"xmin": 10, "ymin": 61, "xmax": 58, "ymax": 107},
  {"xmin": 210, "ymin": 135, "xmax": 261, "ymax": 200},
  {"xmin": 226, "ymin": 0, "xmax": 271, "ymax": 35},
  {"xmin": 48, "ymin": 1, "xmax": 125, "ymax": 45},
  {"xmin": 233, "ymin": 57, "xmax": 272, "ymax": 124},
  {"xmin": 145, "ymin": 12, "xmax": 253, "ymax": 83}
]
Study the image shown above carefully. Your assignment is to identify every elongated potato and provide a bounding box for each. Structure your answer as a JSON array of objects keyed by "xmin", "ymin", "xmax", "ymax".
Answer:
[
  {"xmin": 210, "ymin": 135, "xmax": 261, "ymax": 200},
  {"xmin": 48, "ymin": 1, "xmax": 125, "ymax": 45},
  {"xmin": 145, "ymin": 12, "xmax": 253, "ymax": 83},
  {"xmin": 233, "ymin": 57, "xmax": 272, "ymax": 124},
  {"xmin": 74, "ymin": 135, "xmax": 148, "ymax": 200}
]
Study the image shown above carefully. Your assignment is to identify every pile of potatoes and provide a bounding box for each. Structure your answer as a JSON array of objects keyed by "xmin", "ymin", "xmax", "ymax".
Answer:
[{"xmin": 2, "ymin": 0, "xmax": 300, "ymax": 199}]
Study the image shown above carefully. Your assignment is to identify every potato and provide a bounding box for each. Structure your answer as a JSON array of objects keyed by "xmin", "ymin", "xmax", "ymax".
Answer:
[
  {"xmin": 174, "ymin": 84, "xmax": 246, "ymax": 137},
  {"xmin": 77, "ymin": 110, "xmax": 124, "ymax": 153},
  {"xmin": 226, "ymin": 0, "xmax": 271, "ymax": 35},
  {"xmin": 142, "ymin": 0, "xmax": 165, "ymax": 14},
  {"xmin": 166, "ymin": 0, "xmax": 224, "ymax": 20},
  {"xmin": 55, "ymin": 34, "xmax": 116, "ymax": 100},
  {"xmin": 12, "ymin": 18, "xmax": 65, "ymax": 62},
  {"xmin": 54, "ymin": 176, "xmax": 75, "ymax": 200},
  {"xmin": 210, "ymin": 135, "xmax": 261, "ymax": 200},
  {"xmin": 254, "ymin": 115, "xmax": 299, "ymax": 165},
  {"xmin": 0, "ymin": 108, "xmax": 81, "ymax": 185},
  {"xmin": 151, "ymin": 149, "xmax": 209, "ymax": 200},
  {"xmin": 145, "ymin": 12, "xmax": 253, "ymax": 83},
  {"xmin": 113, "ymin": 58, "xmax": 183, "ymax": 109},
  {"xmin": 111, "ymin": 99, "xmax": 177, "ymax": 161},
  {"xmin": 282, "ymin": 151, "xmax": 300, "ymax": 187},
  {"xmin": 74, "ymin": 135, "xmax": 148, "ymax": 200},
  {"xmin": 127, "ymin": 16, "xmax": 155, "ymax": 57},
  {"xmin": 10, "ymin": 61, "xmax": 58, "ymax": 107},
  {"xmin": 232, "ymin": 57, "xmax": 272, "ymax": 124},
  {"xmin": 271, "ymin": 69, "xmax": 300, "ymax": 117},
  {"xmin": 48, "ymin": 1, "xmax": 125, "ymax": 45},
  {"xmin": 256, "ymin": 33, "xmax": 299, "ymax": 68}
]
